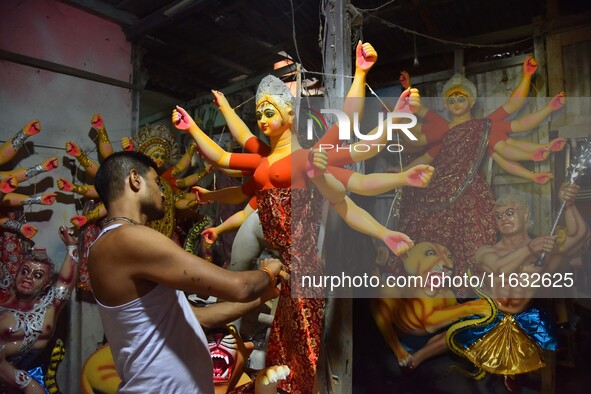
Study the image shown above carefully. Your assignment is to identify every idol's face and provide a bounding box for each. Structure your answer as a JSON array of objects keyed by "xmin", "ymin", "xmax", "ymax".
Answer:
[
  {"xmin": 15, "ymin": 261, "xmax": 51, "ymax": 298},
  {"xmin": 256, "ymin": 101, "xmax": 290, "ymax": 137},
  {"xmin": 445, "ymin": 93, "xmax": 473, "ymax": 117},
  {"xmin": 494, "ymin": 204, "xmax": 527, "ymax": 236},
  {"xmin": 207, "ymin": 327, "xmax": 238, "ymax": 384},
  {"xmin": 145, "ymin": 146, "xmax": 167, "ymax": 168},
  {"xmin": 402, "ymin": 242, "xmax": 453, "ymax": 290}
]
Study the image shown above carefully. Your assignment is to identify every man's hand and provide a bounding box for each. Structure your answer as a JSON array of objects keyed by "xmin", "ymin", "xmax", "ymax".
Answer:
[
  {"xmin": 23, "ymin": 120, "xmax": 41, "ymax": 136},
  {"xmin": 404, "ymin": 165, "xmax": 434, "ymax": 188},
  {"xmin": 523, "ymin": 55, "xmax": 538, "ymax": 76},
  {"xmin": 65, "ymin": 141, "xmax": 81, "ymax": 157},
  {"xmin": 42, "ymin": 157, "xmax": 59, "ymax": 172},
  {"xmin": 259, "ymin": 258, "xmax": 288, "ymax": 280},
  {"xmin": 356, "ymin": 41, "xmax": 378, "ymax": 73}
]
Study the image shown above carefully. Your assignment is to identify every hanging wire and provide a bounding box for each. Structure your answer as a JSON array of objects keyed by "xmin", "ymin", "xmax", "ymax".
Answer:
[
  {"xmin": 356, "ymin": 0, "xmax": 398, "ymax": 13},
  {"xmin": 289, "ymin": 0, "xmax": 306, "ymax": 71},
  {"xmin": 367, "ymin": 14, "xmax": 538, "ymax": 48}
]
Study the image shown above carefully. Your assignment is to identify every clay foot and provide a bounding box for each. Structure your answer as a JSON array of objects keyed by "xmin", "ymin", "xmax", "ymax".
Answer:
[
  {"xmin": 398, "ymin": 354, "xmax": 417, "ymax": 376},
  {"xmin": 548, "ymin": 137, "xmax": 567, "ymax": 152},
  {"xmin": 532, "ymin": 172, "xmax": 554, "ymax": 185},
  {"xmin": 255, "ymin": 365, "xmax": 290, "ymax": 393},
  {"xmin": 532, "ymin": 147, "xmax": 551, "ymax": 161},
  {"xmin": 384, "ymin": 232, "xmax": 414, "ymax": 256},
  {"xmin": 504, "ymin": 375, "xmax": 522, "ymax": 393}
]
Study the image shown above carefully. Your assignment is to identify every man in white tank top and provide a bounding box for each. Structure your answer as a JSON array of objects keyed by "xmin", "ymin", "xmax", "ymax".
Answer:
[{"xmin": 88, "ymin": 151, "xmax": 284, "ymax": 393}]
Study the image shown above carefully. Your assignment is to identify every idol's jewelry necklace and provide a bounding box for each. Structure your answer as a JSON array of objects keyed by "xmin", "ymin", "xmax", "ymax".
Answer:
[{"xmin": 101, "ymin": 216, "xmax": 142, "ymax": 227}]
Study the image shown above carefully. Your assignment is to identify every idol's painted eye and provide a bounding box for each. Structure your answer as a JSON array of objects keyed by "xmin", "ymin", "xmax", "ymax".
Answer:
[
  {"xmin": 447, "ymin": 96, "xmax": 467, "ymax": 105},
  {"xmin": 425, "ymin": 248, "xmax": 435, "ymax": 256},
  {"xmin": 256, "ymin": 111, "xmax": 263, "ymax": 120},
  {"xmin": 263, "ymin": 109, "xmax": 276, "ymax": 119}
]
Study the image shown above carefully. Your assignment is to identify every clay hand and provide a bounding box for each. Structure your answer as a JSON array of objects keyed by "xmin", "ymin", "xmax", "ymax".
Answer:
[
  {"xmin": 65, "ymin": 141, "xmax": 81, "ymax": 157},
  {"xmin": 70, "ymin": 215, "xmax": 88, "ymax": 228},
  {"xmin": 191, "ymin": 186, "xmax": 212, "ymax": 203},
  {"xmin": 42, "ymin": 157, "xmax": 59, "ymax": 172},
  {"xmin": 23, "ymin": 120, "xmax": 41, "ymax": 136},
  {"xmin": 56, "ymin": 178, "xmax": 73, "ymax": 191},
  {"xmin": 121, "ymin": 136, "xmax": 135, "ymax": 151},
  {"xmin": 211, "ymin": 90, "xmax": 230, "ymax": 110},
  {"xmin": 172, "ymin": 106, "xmax": 195, "ymax": 131},
  {"xmin": 21, "ymin": 223, "xmax": 38, "ymax": 239},
  {"xmin": 356, "ymin": 41, "xmax": 378, "ymax": 72},
  {"xmin": 384, "ymin": 231, "xmax": 414, "ymax": 256},
  {"xmin": 201, "ymin": 228, "xmax": 218, "ymax": 245},
  {"xmin": 394, "ymin": 88, "xmax": 421, "ymax": 113},
  {"xmin": 40, "ymin": 192, "xmax": 57, "ymax": 205},
  {"xmin": 404, "ymin": 164, "xmax": 434, "ymax": 187},
  {"xmin": 523, "ymin": 55, "xmax": 538, "ymax": 76},
  {"xmin": 0, "ymin": 176, "xmax": 18, "ymax": 193},
  {"xmin": 559, "ymin": 182, "xmax": 579, "ymax": 205},
  {"xmin": 91, "ymin": 113, "xmax": 104, "ymax": 130},
  {"xmin": 399, "ymin": 71, "xmax": 411, "ymax": 89},
  {"xmin": 529, "ymin": 235, "xmax": 557, "ymax": 255},
  {"xmin": 58, "ymin": 225, "xmax": 77, "ymax": 246},
  {"xmin": 307, "ymin": 148, "xmax": 328, "ymax": 179},
  {"xmin": 549, "ymin": 92, "xmax": 566, "ymax": 110}
]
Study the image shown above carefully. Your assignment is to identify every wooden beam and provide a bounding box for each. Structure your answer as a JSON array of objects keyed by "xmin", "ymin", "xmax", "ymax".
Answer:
[
  {"xmin": 125, "ymin": 0, "xmax": 208, "ymax": 42},
  {"xmin": 63, "ymin": 0, "xmax": 138, "ymax": 26},
  {"xmin": 0, "ymin": 48, "xmax": 140, "ymax": 90}
]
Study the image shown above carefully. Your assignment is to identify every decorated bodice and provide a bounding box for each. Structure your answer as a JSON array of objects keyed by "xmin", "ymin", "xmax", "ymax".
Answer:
[{"xmin": 0, "ymin": 286, "xmax": 66, "ymax": 364}]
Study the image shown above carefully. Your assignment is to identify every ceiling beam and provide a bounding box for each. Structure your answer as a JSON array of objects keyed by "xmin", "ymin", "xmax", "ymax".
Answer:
[
  {"xmin": 145, "ymin": 33, "xmax": 257, "ymax": 77},
  {"xmin": 0, "ymin": 48, "xmax": 140, "ymax": 90},
  {"xmin": 143, "ymin": 57, "xmax": 220, "ymax": 94},
  {"xmin": 63, "ymin": 0, "xmax": 138, "ymax": 26}
]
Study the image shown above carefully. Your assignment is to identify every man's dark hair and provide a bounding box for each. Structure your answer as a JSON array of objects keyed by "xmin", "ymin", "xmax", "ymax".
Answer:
[{"xmin": 95, "ymin": 151, "xmax": 158, "ymax": 209}]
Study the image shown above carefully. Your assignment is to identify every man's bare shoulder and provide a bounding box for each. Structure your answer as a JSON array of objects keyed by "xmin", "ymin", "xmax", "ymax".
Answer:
[
  {"xmin": 88, "ymin": 225, "xmax": 175, "ymax": 273},
  {"xmin": 88, "ymin": 225, "xmax": 176, "ymax": 305},
  {"xmin": 92, "ymin": 224, "xmax": 169, "ymax": 250}
]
